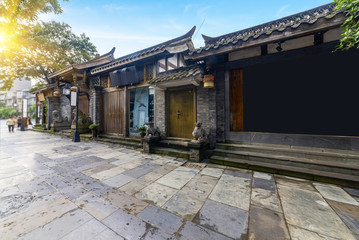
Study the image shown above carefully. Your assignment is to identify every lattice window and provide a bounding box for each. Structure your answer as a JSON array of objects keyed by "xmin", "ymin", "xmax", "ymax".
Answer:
[
  {"xmin": 101, "ymin": 76, "xmax": 108, "ymax": 88},
  {"xmin": 145, "ymin": 63, "xmax": 154, "ymax": 81}
]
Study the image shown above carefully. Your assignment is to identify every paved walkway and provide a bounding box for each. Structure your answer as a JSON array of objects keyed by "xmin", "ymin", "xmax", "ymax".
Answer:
[{"xmin": 0, "ymin": 124, "xmax": 359, "ymax": 240}]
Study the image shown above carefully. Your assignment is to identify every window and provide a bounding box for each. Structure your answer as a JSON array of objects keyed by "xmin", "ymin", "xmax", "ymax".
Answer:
[{"xmin": 129, "ymin": 87, "xmax": 154, "ymax": 135}]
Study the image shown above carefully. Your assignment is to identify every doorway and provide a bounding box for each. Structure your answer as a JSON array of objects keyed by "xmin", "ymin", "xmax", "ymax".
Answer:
[{"xmin": 167, "ymin": 87, "xmax": 196, "ymax": 139}]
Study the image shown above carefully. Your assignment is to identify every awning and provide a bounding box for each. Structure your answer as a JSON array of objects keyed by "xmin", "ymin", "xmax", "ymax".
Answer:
[{"xmin": 148, "ymin": 65, "xmax": 203, "ymax": 89}]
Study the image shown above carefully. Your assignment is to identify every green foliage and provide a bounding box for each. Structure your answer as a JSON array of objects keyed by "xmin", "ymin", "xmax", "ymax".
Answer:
[
  {"xmin": 28, "ymin": 103, "xmax": 36, "ymax": 119},
  {"xmin": 0, "ymin": 0, "xmax": 97, "ymax": 90},
  {"xmin": 89, "ymin": 124, "xmax": 99, "ymax": 130},
  {"xmin": 29, "ymin": 81, "xmax": 47, "ymax": 92},
  {"xmin": 334, "ymin": 0, "xmax": 359, "ymax": 50},
  {"xmin": 0, "ymin": 105, "xmax": 20, "ymax": 119},
  {"xmin": 137, "ymin": 125, "xmax": 147, "ymax": 133}
]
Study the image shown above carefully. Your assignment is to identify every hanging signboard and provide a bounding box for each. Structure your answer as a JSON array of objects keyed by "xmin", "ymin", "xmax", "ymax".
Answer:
[
  {"xmin": 37, "ymin": 93, "xmax": 45, "ymax": 102},
  {"xmin": 71, "ymin": 92, "xmax": 77, "ymax": 106}
]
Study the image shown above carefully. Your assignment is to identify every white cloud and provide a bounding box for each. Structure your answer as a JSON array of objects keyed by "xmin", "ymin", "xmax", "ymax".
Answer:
[
  {"xmin": 275, "ymin": 5, "xmax": 292, "ymax": 18},
  {"xmin": 197, "ymin": 5, "xmax": 212, "ymax": 18},
  {"xmin": 162, "ymin": 20, "xmax": 186, "ymax": 31},
  {"xmin": 184, "ymin": 4, "xmax": 199, "ymax": 13}
]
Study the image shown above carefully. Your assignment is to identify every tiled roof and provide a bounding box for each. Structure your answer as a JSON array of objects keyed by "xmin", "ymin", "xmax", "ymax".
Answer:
[
  {"xmin": 48, "ymin": 47, "xmax": 116, "ymax": 79},
  {"xmin": 91, "ymin": 26, "xmax": 196, "ymax": 75},
  {"xmin": 188, "ymin": 3, "xmax": 343, "ymax": 58},
  {"xmin": 148, "ymin": 65, "xmax": 203, "ymax": 84}
]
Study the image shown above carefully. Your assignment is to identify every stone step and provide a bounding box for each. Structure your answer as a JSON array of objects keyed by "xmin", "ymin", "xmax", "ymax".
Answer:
[
  {"xmin": 96, "ymin": 137, "xmax": 142, "ymax": 149},
  {"xmin": 213, "ymin": 149, "xmax": 359, "ymax": 176},
  {"xmin": 210, "ymin": 155, "xmax": 359, "ymax": 187},
  {"xmin": 152, "ymin": 146, "xmax": 190, "ymax": 160},
  {"xmin": 155, "ymin": 139, "xmax": 191, "ymax": 152},
  {"xmin": 216, "ymin": 142, "xmax": 359, "ymax": 163}
]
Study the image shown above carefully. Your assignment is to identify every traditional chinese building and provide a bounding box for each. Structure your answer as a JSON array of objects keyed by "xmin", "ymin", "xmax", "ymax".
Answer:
[
  {"xmin": 185, "ymin": 3, "xmax": 359, "ymax": 183},
  {"xmin": 89, "ymin": 27, "xmax": 196, "ymax": 137}
]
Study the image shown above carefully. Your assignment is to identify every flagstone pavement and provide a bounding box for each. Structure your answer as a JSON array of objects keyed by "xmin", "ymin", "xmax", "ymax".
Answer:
[{"xmin": 0, "ymin": 125, "xmax": 359, "ymax": 239}]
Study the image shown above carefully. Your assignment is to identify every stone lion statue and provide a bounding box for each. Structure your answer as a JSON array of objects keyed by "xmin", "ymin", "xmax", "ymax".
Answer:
[
  {"xmin": 192, "ymin": 122, "xmax": 207, "ymax": 143},
  {"xmin": 71, "ymin": 109, "xmax": 92, "ymax": 126},
  {"xmin": 145, "ymin": 122, "xmax": 160, "ymax": 137},
  {"xmin": 52, "ymin": 110, "xmax": 68, "ymax": 124}
]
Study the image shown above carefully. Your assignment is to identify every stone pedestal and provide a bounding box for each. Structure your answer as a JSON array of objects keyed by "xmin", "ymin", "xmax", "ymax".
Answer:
[
  {"xmin": 51, "ymin": 122, "xmax": 70, "ymax": 132},
  {"xmin": 188, "ymin": 141, "xmax": 208, "ymax": 162},
  {"xmin": 142, "ymin": 136, "xmax": 161, "ymax": 153}
]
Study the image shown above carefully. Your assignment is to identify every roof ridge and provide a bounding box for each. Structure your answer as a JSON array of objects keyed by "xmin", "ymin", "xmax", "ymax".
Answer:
[
  {"xmin": 102, "ymin": 26, "xmax": 196, "ymax": 67},
  {"xmin": 201, "ymin": 3, "xmax": 339, "ymax": 45}
]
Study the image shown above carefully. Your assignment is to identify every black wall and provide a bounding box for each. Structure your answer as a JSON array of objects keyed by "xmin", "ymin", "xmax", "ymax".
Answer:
[{"xmin": 242, "ymin": 44, "xmax": 359, "ymax": 136}]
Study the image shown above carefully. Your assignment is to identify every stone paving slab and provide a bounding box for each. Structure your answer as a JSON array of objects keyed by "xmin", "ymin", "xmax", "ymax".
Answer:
[
  {"xmin": 137, "ymin": 205, "xmax": 184, "ymax": 235},
  {"xmin": 105, "ymin": 190, "xmax": 149, "ymax": 215},
  {"xmin": 102, "ymin": 209, "xmax": 148, "ymax": 239},
  {"xmin": 288, "ymin": 224, "xmax": 338, "ymax": 240},
  {"xmin": 0, "ymin": 197, "xmax": 77, "ymax": 239},
  {"xmin": 1, "ymin": 127, "xmax": 359, "ymax": 239},
  {"xmin": 75, "ymin": 192, "xmax": 119, "ymax": 221},
  {"xmin": 59, "ymin": 218, "xmax": 107, "ymax": 240},
  {"xmin": 277, "ymin": 184, "xmax": 357, "ymax": 240},
  {"xmin": 209, "ymin": 174, "xmax": 251, "ymax": 211},
  {"xmin": 193, "ymin": 199, "xmax": 249, "ymax": 239},
  {"xmin": 251, "ymin": 188, "xmax": 282, "ymax": 213},
  {"xmin": 248, "ymin": 205, "xmax": 290, "ymax": 240},
  {"xmin": 18, "ymin": 208, "xmax": 93, "ymax": 240},
  {"xmin": 135, "ymin": 182, "xmax": 178, "ymax": 207},
  {"xmin": 327, "ymin": 200, "xmax": 359, "ymax": 239},
  {"xmin": 156, "ymin": 166, "xmax": 199, "ymax": 190},
  {"xmin": 314, "ymin": 183, "xmax": 359, "ymax": 206},
  {"xmin": 177, "ymin": 221, "xmax": 232, "ymax": 240}
]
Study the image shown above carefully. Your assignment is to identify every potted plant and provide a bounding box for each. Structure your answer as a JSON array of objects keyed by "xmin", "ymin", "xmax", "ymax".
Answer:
[
  {"xmin": 138, "ymin": 125, "xmax": 147, "ymax": 138},
  {"xmin": 89, "ymin": 124, "xmax": 99, "ymax": 138}
]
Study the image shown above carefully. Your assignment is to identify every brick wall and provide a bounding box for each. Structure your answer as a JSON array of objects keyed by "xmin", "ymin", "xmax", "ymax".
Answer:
[
  {"xmin": 154, "ymin": 87, "xmax": 167, "ymax": 137},
  {"xmin": 197, "ymin": 84, "xmax": 217, "ymax": 148},
  {"xmin": 215, "ymin": 67, "xmax": 226, "ymax": 142},
  {"xmin": 60, "ymin": 96, "xmax": 71, "ymax": 123},
  {"xmin": 89, "ymin": 86, "xmax": 102, "ymax": 125}
]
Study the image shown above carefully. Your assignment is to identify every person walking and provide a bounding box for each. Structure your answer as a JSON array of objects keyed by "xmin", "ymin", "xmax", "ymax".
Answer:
[
  {"xmin": 17, "ymin": 116, "xmax": 22, "ymax": 129},
  {"xmin": 6, "ymin": 117, "xmax": 15, "ymax": 133}
]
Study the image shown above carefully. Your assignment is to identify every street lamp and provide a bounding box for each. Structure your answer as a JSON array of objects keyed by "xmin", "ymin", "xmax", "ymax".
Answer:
[{"xmin": 71, "ymin": 83, "xmax": 80, "ymax": 142}]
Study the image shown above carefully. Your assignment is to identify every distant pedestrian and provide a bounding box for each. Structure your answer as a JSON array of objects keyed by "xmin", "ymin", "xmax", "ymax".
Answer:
[
  {"xmin": 17, "ymin": 116, "xmax": 22, "ymax": 129},
  {"xmin": 6, "ymin": 117, "xmax": 15, "ymax": 133}
]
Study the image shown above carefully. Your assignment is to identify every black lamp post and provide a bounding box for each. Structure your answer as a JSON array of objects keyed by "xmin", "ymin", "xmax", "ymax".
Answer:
[{"xmin": 72, "ymin": 83, "xmax": 80, "ymax": 142}]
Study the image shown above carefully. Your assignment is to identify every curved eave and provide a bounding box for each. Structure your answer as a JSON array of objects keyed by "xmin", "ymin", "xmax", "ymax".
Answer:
[
  {"xmin": 91, "ymin": 26, "xmax": 196, "ymax": 75},
  {"xmin": 186, "ymin": 12, "xmax": 345, "ymax": 60}
]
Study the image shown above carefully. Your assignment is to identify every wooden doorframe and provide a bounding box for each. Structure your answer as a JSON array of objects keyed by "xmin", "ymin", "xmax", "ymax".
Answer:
[
  {"xmin": 225, "ymin": 68, "xmax": 244, "ymax": 140},
  {"xmin": 166, "ymin": 86, "xmax": 197, "ymax": 138}
]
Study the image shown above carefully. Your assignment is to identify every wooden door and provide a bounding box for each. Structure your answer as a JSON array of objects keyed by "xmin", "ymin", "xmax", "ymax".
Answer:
[
  {"xmin": 168, "ymin": 88, "xmax": 196, "ymax": 138},
  {"xmin": 103, "ymin": 91, "xmax": 124, "ymax": 135},
  {"xmin": 230, "ymin": 69, "xmax": 244, "ymax": 131}
]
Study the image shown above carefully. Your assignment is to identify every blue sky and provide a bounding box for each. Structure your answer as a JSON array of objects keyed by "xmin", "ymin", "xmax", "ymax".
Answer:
[{"xmin": 41, "ymin": 0, "xmax": 332, "ymax": 58}]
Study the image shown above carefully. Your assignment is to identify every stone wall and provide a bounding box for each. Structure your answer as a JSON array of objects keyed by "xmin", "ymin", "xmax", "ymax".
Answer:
[
  {"xmin": 154, "ymin": 87, "xmax": 166, "ymax": 137},
  {"xmin": 197, "ymin": 85, "xmax": 217, "ymax": 148},
  {"xmin": 215, "ymin": 67, "xmax": 226, "ymax": 143},
  {"xmin": 89, "ymin": 86, "xmax": 102, "ymax": 125},
  {"xmin": 60, "ymin": 96, "xmax": 71, "ymax": 124}
]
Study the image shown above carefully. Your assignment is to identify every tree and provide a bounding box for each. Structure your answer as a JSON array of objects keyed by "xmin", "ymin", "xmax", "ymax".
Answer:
[
  {"xmin": 16, "ymin": 21, "xmax": 97, "ymax": 83},
  {"xmin": 28, "ymin": 103, "xmax": 36, "ymax": 119},
  {"xmin": 0, "ymin": 0, "xmax": 97, "ymax": 90},
  {"xmin": 334, "ymin": 0, "xmax": 359, "ymax": 50},
  {"xmin": 0, "ymin": 104, "xmax": 20, "ymax": 119}
]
